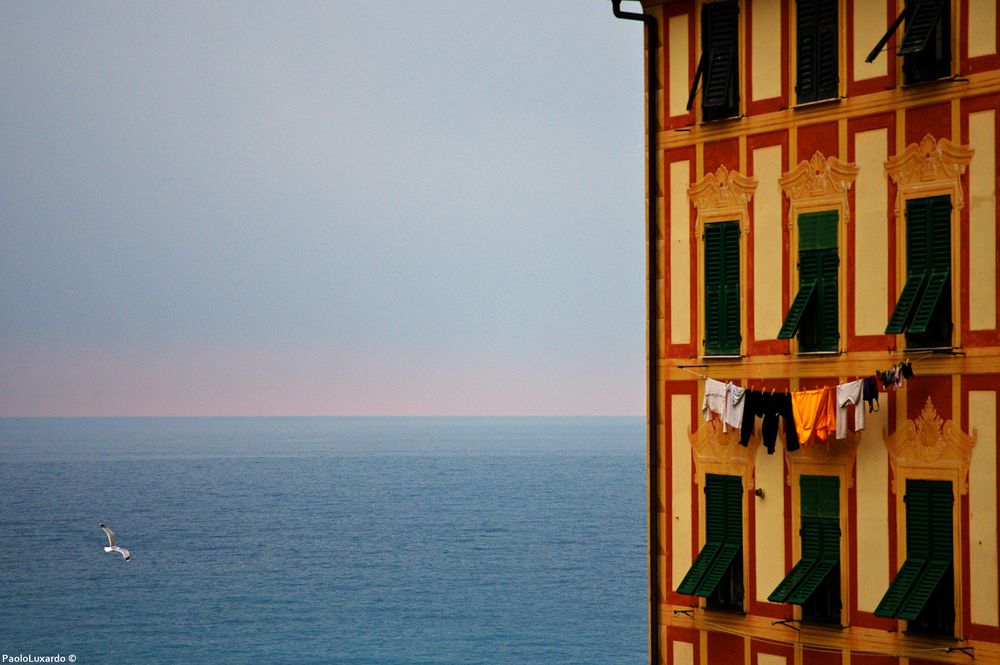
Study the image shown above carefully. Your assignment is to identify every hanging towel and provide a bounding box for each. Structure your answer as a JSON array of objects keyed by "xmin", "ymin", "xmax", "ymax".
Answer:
[
  {"xmin": 835, "ymin": 379, "xmax": 865, "ymax": 440},
  {"xmin": 702, "ymin": 378, "xmax": 729, "ymax": 427},
  {"xmin": 725, "ymin": 383, "xmax": 746, "ymax": 432},
  {"xmin": 791, "ymin": 387, "xmax": 836, "ymax": 445}
]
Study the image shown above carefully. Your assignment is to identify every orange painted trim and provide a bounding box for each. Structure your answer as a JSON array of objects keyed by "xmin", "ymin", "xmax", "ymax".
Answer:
[
  {"xmin": 959, "ymin": 95, "xmax": 1000, "ymax": 348},
  {"xmin": 665, "ymin": 1, "xmax": 697, "ymax": 131},
  {"xmin": 846, "ymin": 0, "xmax": 897, "ymax": 97},
  {"xmin": 666, "ymin": 627, "xmax": 700, "ymax": 665},
  {"xmin": 961, "ymin": 377, "xmax": 1000, "ymax": 643},
  {"xmin": 846, "ymin": 112, "xmax": 897, "ymax": 353},
  {"xmin": 747, "ymin": 377, "xmax": 794, "ymax": 620},
  {"xmin": 664, "ymin": 147, "xmax": 698, "ymax": 360},
  {"xmin": 961, "ymin": 0, "xmax": 1000, "ymax": 76},
  {"xmin": 746, "ymin": 131, "xmax": 790, "ymax": 357},
  {"xmin": 745, "ymin": 0, "xmax": 789, "ymax": 117},
  {"xmin": 662, "ymin": 379, "xmax": 699, "ymax": 607}
]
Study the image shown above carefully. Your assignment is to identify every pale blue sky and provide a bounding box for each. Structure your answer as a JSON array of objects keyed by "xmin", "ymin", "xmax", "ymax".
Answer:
[{"xmin": 1, "ymin": 1, "xmax": 645, "ymax": 416}]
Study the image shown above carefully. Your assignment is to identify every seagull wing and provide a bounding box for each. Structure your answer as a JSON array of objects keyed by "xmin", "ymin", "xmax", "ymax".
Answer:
[
  {"xmin": 101, "ymin": 524, "xmax": 117, "ymax": 548},
  {"xmin": 113, "ymin": 546, "xmax": 131, "ymax": 561}
]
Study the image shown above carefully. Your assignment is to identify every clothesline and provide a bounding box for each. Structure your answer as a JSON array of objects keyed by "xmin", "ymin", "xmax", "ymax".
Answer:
[{"xmin": 672, "ymin": 355, "xmax": 925, "ymax": 454}]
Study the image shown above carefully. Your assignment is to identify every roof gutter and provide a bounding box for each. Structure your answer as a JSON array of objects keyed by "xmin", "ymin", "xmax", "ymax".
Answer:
[{"xmin": 610, "ymin": 3, "xmax": 660, "ymax": 665}]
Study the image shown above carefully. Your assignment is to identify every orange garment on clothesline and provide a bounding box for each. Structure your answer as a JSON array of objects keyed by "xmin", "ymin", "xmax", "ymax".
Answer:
[{"xmin": 790, "ymin": 387, "xmax": 836, "ymax": 446}]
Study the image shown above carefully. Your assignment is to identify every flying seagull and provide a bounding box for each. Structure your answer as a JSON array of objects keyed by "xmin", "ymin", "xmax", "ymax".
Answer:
[{"xmin": 100, "ymin": 523, "xmax": 131, "ymax": 561}]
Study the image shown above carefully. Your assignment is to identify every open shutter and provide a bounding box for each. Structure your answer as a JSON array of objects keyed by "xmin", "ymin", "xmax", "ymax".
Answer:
[
  {"xmin": 886, "ymin": 198, "xmax": 931, "ymax": 333},
  {"xmin": 873, "ymin": 480, "xmax": 953, "ymax": 619},
  {"xmin": 777, "ymin": 281, "xmax": 816, "ymax": 339},
  {"xmin": 770, "ymin": 476, "xmax": 840, "ymax": 605},
  {"xmin": 815, "ymin": 248, "xmax": 840, "ymax": 349},
  {"xmin": 897, "ymin": 0, "xmax": 947, "ymax": 55},
  {"xmin": 909, "ymin": 196, "xmax": 952, "ymax": 334},
  {"xmin": 701, "ymin": 1, "xmax": 739, "ymax": 119},
  {"xmin": 677, "ymin": 474, "xmax": 743, "ymax": 597}
]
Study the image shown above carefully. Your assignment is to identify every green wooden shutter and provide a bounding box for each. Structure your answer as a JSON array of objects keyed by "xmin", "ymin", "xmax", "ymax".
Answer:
[
  {"xmin": 770, "ymin": 476, "xmax": 840, "ymax": 605},
  {"xmin": 795, "ymin": 0, "xmax": 818, "ymax": 103},
  {"xmin": 780, "ymin": 212, "xmax": 837, "ymax": 347},
  {"xmin": 701, "ymin": 1, "xmax": 739, "ymax": 119},
  {"xmin": 874, "ymin": 480, "xmax": 953, "ymax": 619},
  {"xmin": 886, "ymin": 197, "xmax": 932, "ymax": 333},
  {"xmin": 816, "ymin": 0, "xmax": 838, "ymax": 100},
  {"xmin": 705, "ymin": 221, "xmax": 740, "ymax": 356},
  {"xmin": 897, "ymin": 0, "xmax": 947, "ymax": 55},
  {"xmin": 796, "ymin": 0, "xmax": 838, "ymax": 104},
  {"xmin": 676, "ymin": 474, "xmax": 743, "ymax": 597},
  {"xmin": 909, "ymin": 196, "xmax": 952, "ymax": 334}
]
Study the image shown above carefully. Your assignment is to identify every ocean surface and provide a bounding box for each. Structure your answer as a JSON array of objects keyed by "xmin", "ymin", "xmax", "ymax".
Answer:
[{"xmin": 0, "ymin": 417, "xmax": 647, "ymax": 664}]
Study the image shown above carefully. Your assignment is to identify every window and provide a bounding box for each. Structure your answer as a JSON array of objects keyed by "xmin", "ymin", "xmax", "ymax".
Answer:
[
  {"xmin": 795, "ymin": 0, "xmax": 838, "ymax": 104},
  {"xmin": 687, "ymin": 1, "xmax": 739, "ymax": 121},
  {"xmin": 769, "ymin": 475, "xmax": 841, "ymax": 624},
  {"xmin": 865, "ymin": 0, "xmax": 950, "ymax": 84},
  {"xmin": 704, "ymin": 221, "xmax": 741, "ymax": 356},
  {"xmin": 676, "ymin": 474, "xmax": 744, "ymax": 610},
  {"xmin": 874, "ymin": 479, "xmax": 954, "ymax": 636},
  {"xmin": 777, "ymin": 211, "xmax": 839, "ymax": 352},
  {"xmin": 884, "ymin": 195, "xmax": 951, "ymax": 348}
]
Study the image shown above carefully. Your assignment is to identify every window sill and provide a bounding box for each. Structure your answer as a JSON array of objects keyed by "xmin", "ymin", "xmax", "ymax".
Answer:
[{"xmin": 791, "ymin": 96, "xmax": 842, "ymax": 110}]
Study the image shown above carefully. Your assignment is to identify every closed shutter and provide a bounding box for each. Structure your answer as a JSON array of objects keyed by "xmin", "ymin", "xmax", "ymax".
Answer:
[
  {"xmin": 705, "ymin": 221, "xmax": 741, "ymax": 356},
  {"xmin": 796, "ymin": 0, "xmax": 838, "ymax": 104}
]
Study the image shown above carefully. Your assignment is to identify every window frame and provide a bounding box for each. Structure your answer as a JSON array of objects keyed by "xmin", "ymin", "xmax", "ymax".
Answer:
[
  {"xmin": 874, "ymin": 478, "xmax": 958, "ymax": 638},
  {"xmin": 864, "ymin": 0, "xmax": 951, "ymax": 84},
  {"xmin": 884, "ymin": 195, "xmax": 952, "ymax": 347},
  {"xmin": 675, "ymin": 473, "xmax": 745, "ymax": 610},
  {"xmin": 703, "ymin": 220, "xmax": 742, "ymax": 357},
  {"xmin": 778, "ymin": 210, "xmax": 840, "ymax": 352},
  {"xmin": 794, "ymin": 0, "xmax": 839, "ymax": 105},
  {"xmin": 769, "ymin": 474, "xmax": 843, "ymax": 625},
  {"xmin": 688, "ymin": 0, "xmax": 741, "ymax": 122}
]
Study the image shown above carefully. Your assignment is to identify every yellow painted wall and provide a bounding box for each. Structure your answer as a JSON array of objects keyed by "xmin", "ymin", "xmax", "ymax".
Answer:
[
  {"xmin": 852, "ymin": 0, "xmax": 888, "ymax": 81},
  {"xmin": 855, "ymin": 392, "xmax": 890, "ymax": 613},
  {"xmin": 853, "ymin": 128, "xmax": 889, "ymax": 337},
  {"xmin": 751, "ymin": 0, "xmax": 781, "ymax": 101},
  {"xmin": 969, "ymin": 110, "xmax": 997, "ymax": 332},
  {"xmin": 669, "ymin": 14, "xmax": 690, "ymax": 118},
  {"xmin": 970, "ymin": 0, "xmax": 998, "ymax": 58},
  {"xmin": 756, "ymin": 654, "xmax": 785, "ymax": 665},
  {"xmin": 670, "ymin": 161, "xmax": 692, "ymax": 345},
  {"xmin": 671, "ymin": 393, "xmax": 693, "ymax": 589},
  {"xmin": 673, "ymin": 640, "xmax": 694, "ymax": 665},
  {"xmin": 969, "ymin": 390, "xmax": 998, "ymax": 627},
  {"xmin": 753, "ymin": 437, "xmax": 785, "ymax": 603},
  {"xmin": 752, "ymin": 145, "xmax": 783, "ymax": 342}
]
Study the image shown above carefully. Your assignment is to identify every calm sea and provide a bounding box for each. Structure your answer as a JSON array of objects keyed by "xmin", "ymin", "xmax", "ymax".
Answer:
[{"xmin": 0, "ymin": 417, "xmax": 646, "ymax": 664}]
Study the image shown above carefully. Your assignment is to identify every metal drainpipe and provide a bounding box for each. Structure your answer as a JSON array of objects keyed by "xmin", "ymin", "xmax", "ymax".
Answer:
[{"xmin": 611, "ymin": 2, "xmax": 660, "ymax": 665}]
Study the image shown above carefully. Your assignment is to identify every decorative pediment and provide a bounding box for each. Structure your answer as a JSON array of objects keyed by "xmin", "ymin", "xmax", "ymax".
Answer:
[
  {"xmin": 884, "ymin": 397, "xmax": 977, "ymax": 494},
  {"xmin": 784, "ymin": 434, "xmax": 860, "ymax": 487},
  {"xmin": 779, "ymin": 151, "xmax": 859, "ymax": 205},
  {"xmin": 688, "ymin": 165, "xmax": 758, "ymax": 215},
  {"xmin": 689, "ymin": 418, "xmax": 760, "ymax": 469},
  {"xmin": 886, "ymin": 134, "xmax": 974, "ymax": 212}
]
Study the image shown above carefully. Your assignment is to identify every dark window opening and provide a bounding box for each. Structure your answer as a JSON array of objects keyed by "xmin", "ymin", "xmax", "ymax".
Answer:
[
  {"xmin": 706, "ymin": 551, "xmax": 745, "ymax": 612},
  {"xmin": 865, "ymin": 0, "xmax": 950, "ymax": 84}
]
